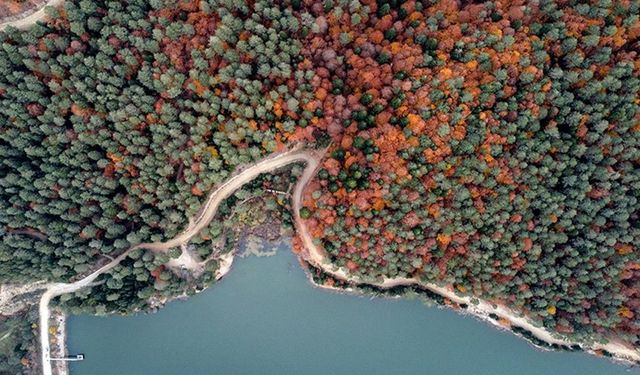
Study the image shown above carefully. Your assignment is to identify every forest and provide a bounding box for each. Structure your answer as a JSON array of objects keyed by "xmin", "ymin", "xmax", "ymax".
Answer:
[
  {"xmin": 0, "ymin": 0, "xmax": 638, "ymax": 360},
  {"xmin": 297, "ymin": 0, "xmax": 640, "ymax": 345},
  {"xmin": 0, "ymin": 308, "xmax": 38, "ymax": 374}
]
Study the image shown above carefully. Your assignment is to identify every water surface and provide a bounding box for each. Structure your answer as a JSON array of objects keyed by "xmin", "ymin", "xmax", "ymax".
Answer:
[{"xmin": 68, "ymin": 242, "xmax": 637, "ymax": 375}]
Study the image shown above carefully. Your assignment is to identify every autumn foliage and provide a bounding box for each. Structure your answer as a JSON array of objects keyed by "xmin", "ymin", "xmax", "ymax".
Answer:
[
  {"xmin": 0, "ymin": 0, "xmax": 639, "ymax": 351},
  {"xmin": 295, "ymin": 0, "xmax": 640, "ymax": 344}
]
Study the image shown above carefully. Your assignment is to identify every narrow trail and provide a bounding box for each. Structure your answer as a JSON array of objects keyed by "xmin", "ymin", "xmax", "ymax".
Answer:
[{"xmin": 0, "ymin": 0, "xmax": 63, "ymax": 31}]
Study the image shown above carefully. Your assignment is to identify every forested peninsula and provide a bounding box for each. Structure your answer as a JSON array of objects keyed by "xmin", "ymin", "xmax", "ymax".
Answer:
[{"xmin": 0, "ymin": 0, "xmax": 639, "ymax": 373}]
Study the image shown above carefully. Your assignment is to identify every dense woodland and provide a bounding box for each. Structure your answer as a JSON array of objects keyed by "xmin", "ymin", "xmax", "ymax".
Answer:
[
  {"xmin": 0, "ymin": 0, "xmax": 308, "ymax": 282},
  {"xmin": 0, "ymin": 309, "xmax": 38, "ymax": 374},
  {"xmin": 0, "ymin": 0, "xmax": 638, "ymax": 353},
  {"xmin": 298, "ymin": 0, "xmax": 640, "ymax": 344}
]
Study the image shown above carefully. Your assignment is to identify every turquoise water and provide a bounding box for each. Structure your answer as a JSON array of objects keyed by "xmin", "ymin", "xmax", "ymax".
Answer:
[{"xmin": 68, "ymin": 243, "xmax": 637, "ymax": 375}]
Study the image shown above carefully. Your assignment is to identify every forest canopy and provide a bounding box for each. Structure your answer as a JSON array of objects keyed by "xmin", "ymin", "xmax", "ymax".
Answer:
[{"xmin": 0, "ymin": 0, "xmax": 638, "ymax": 350}]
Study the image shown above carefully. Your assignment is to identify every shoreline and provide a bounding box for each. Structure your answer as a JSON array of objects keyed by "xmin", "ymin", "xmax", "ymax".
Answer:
[
  {"xmin": 15, "ymin": 145, "xmax": 639, "ymax": 373},
  {"xmin": 214, "ymin": 252, "xmax": 234, "ymax": 281},
  {"xmin": 50, "ymin": 250, "xmax": 236, "ymax": 375},
  {"xmin": 47, "ymin": 309, "xmax": 68, "ymax": 375},
  {"xmin": 51, "ymin": 244, "xmax": 638, "ymax": 375},
  {"xmin": 298, "ymin": 256, "xmax": 640, "ymax": 367},
  {"xmin": 301, "ymin": 261, "xmax": 639, "ymax": 367},
  {"xmin": 35, "ymin": 147, "xmax": 322, "ymax": 375},
  {"xmin": 290, "ymin": 163, "xmax": 640, "ymax": 368},
  {"xmin": 0, "ymin": 0, "xmax": 640, "ymax": 375}
]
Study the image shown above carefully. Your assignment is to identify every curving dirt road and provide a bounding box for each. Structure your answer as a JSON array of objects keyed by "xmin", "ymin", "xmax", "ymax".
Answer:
[{"xmin": 38, "ymin": 147, "xmax": 322, "ymax": 375}]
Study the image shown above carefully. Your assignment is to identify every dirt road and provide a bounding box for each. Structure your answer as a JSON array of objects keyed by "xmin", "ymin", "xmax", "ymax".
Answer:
[{"xmin": 38, "ymin": 147, "xmax": 322, "ymax": 375}]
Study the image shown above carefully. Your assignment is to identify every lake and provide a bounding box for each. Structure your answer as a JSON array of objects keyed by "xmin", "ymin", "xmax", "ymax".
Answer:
[{"xmin": 68, "ymin": 241, "xmax": 637, "ymax": 375}]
